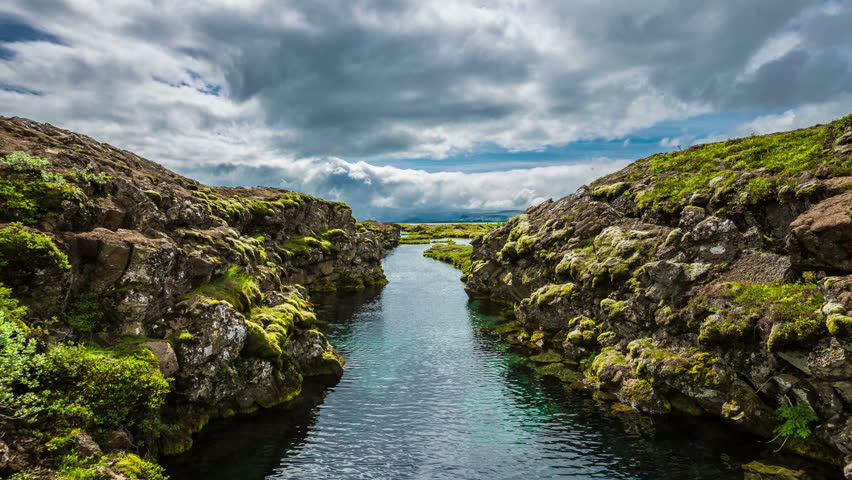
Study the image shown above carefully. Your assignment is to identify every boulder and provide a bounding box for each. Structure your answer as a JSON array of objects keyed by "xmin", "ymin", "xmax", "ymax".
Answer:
[
  {"xmin": 70, "ymin": 432, "xmax": 102, "ymax": 457},
  {"xmin": 102, "ymin": 430, "xmax": 134, "ymax": 452},
  {"xmin": 742, "ymin": 461, "xmax": 809, "ymax": 480},
  {"xmin": 142, "ymin": 341, "xmax": 179, "ymax": 377},
  {"xmin": 787, "ymin": 191, "xmax": 852, "ymax": 272}
]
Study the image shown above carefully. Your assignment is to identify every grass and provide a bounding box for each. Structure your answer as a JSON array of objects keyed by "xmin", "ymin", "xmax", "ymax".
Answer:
[
  {"xmin": 605, "ymin": 113, "xmax": 852, "ymax": 212},
  {"xmin": 398, "ymin": 223, "xmax": 499, "ymax": 241},
  {"xmin": 422, "ymin": 241, "xmax": 473, "ymax": 271}
]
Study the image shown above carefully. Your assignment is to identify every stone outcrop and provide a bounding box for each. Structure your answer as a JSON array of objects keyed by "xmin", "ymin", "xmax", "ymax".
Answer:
[
  {"xmin": 0, "ymin": 116, "xmax": 398, "ymax": 476},
  {"xmin": 465, "ymin": 114, "xmax": 852, "ymax": 477}
]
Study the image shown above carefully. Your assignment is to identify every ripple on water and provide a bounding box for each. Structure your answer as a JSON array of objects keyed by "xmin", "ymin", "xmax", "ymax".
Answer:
[{"xmin": 164, "ymin": 243, "xmax": 770, "ymax": 480}]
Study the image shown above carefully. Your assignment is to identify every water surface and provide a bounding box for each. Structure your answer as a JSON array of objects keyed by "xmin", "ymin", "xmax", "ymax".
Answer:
[{"xmin": 165, "ymin": 243, "xmax": 776, "ymax": 479}]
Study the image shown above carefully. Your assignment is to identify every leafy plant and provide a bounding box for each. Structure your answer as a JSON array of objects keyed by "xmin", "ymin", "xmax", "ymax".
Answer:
[
  {"xmin": 68, "ymin": 163, "xmax": 110, "ymax": 186},
  {"xmin": 579, "ymin": 352, "xmax": 597, "ymax": 370},
  {"xmin": 770, "ymin": 402, "xmax": 818, "ymax": 451},
  {"xmin": 0, "ymin": 286, "xmax": 49, "ymax": 421},
  {"xmin": 1, "ymin": 151, "xmax": 52, "ymax": 172}
]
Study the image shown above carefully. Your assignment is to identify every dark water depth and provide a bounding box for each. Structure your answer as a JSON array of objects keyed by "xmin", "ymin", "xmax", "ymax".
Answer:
[{"xmin": 164, "ymin": 243, "xmax": 777, "ymax": 480}]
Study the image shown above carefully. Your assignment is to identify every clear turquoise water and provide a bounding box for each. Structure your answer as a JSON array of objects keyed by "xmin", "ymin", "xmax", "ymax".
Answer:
[{"xmin": 163, "ymin": 243, "xmax": 776, "ymax": 480}]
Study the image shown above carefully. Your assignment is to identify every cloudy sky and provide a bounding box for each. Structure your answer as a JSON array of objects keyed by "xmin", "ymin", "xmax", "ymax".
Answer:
[{"xmin": 1, "ymin": 1, "xmax": 851, "ymax": 220}]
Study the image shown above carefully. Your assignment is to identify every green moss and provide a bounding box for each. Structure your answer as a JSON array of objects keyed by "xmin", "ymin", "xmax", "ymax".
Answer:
[
  {"xmin": 507, "ymin": 214, "xmax": 531, "ymax": 241},
  {"xmin": 669, "ymin": 394, "xmax": 703, "ymax": 416},
  {"xmin": 193, "ymin": 190, "xmax": 345, "ymax": 224},
  {"xmin": 529, "ymin": 350, "xmax": 564, "ymax": 363},
  {"xmin": 172, "ymin": 329, "xmax": 194, "ymax": 343},
  {"xmin": 627, "ymin": 340, "xmax": 722, "ymax": 388},
  {"xmin": 279, "ymin": 235, "xmax": 334, "ymax": 258},
  {"xmin": 591, "ymin": 182, "xmax": 629, "ymax": 198},
  {"xmin": 492, "ymin": 320, "xmax": 522, "ymax": 335},
  {"xmin": 45, "ymin": 343, "xmax": 170, "ymax": 428},
  {"xmin": 497, "ymin": 240, "xmax": 518, "ymax": 260},
  {"xmin": 589, "ymin": 347, "xmax": 626, "ymax": 376},
  {"xmin": 699, "ymin": 312, "xmax": 755, "ymax": 344},
  {"xmin": 600, "ymin": 298, "xmax": 627, "ymax": 319},
  {"xmin": 694, "ymin": 282, "xmax": 825, "ymax": 350},
  {"xmin": 0, "ymin": 225, "xmax": 71, "ymax": 271},
  {"xmin": 826, "ymin": 313, "xmax": 852, "ymax": 338},
  {"xmin": 536, "ymin": 362, "xmax": 581, "ymax": 382},
  {"xmin": 319, "ymin": 228, "xmax": 349, "ymax": 242},
  {"xmin": 422, "ymin": 241, "xmax": 473, "ymax": 272},
  {"xmin": 621, "ymin": 379, "xmax": 657, "ymax": 405},
  {"xmin": 628, "ymin": 116, "xmax": 852, "ymax": 212},
  {"xmin": 242, "ymin": 294, "xmax": 316, "ymax": 359},
  {"xmin": 226, "ymin": 236, "xmax": 268, "ymax": 264},
  {"xmin": 523, "ymin": 283, "xmax": 576, "ymax": 306},
  {"xmin": 142, "ymin": 190, "xmax": 162, "ymax": 206},
  {"xmin": 112, "ymin": 453, "xmax": 167, "ymax": 480},
  {"xmin": 186, "ymin": 266, "xmax": 259, "ymax": 312},
  {"xmin": 243, "ymin": 321, "xmax": 284, "ymax": 358}
]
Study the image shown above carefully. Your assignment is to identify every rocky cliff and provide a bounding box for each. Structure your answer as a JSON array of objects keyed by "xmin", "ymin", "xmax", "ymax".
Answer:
[
  {"xmin": 0, "ymin": 116, "xmax": 398, "ymax": 478},
  {"xmin": 466, "ymin": 114, "xmax": 852, "ymax": 477}
]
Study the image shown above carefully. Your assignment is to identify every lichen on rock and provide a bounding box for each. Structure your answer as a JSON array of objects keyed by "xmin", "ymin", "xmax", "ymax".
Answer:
[{"xmin": 464, "ymin": 112, "xmax": 852, "ymax": 476}]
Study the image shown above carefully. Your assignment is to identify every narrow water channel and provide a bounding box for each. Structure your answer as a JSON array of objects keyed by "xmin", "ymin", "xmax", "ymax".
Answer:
[{"xmin": 164, "ymin": 243, "xmax": 771, "ymax": 480}]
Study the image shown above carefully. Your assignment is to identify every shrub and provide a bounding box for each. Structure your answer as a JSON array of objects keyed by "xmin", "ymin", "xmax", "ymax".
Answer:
[
  {"xmin": 0, "ymin": 287, "xmax": 49, "ymax": 420},
  {"xmin": 48, "ymin": 344, "xmax": 169, "ymax": 428},
  {"xmin": 0, "ymin": 225, "xmax": 71, "ymax": 271}
]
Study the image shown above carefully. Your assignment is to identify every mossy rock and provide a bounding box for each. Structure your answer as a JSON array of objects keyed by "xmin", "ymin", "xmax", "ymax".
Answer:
[
  {"xmin": 536, "ymin": 362, "xmax": 581, "ymax": 383},
  {"xmin": 741, "ymin": 461, "xmax": 809, "ymax": 480},
  {"xmin": 492, "ymin": 320, "xmax": 522, "ymax": 335},
  {"xmin": 529, "ymin": 350, "xmax": 564, "ymax": 363},
  {"xmin": 827, "ymin": 313, "xmax": 852, "ymax": 337}
]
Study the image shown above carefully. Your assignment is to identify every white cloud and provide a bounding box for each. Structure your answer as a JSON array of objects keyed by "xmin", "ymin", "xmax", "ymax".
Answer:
[
  {"xmin": 737, "ymin": 96, "xmax": 852, "ymax": 135},
  {"xmin": 0, "ymin": 0, "xmax": 850, "ymax": 219},
  {"xmin": 743, "ymin": 32, "xmax": 801, "ymax": 76},
  {"xmin": 183, "ymin": 156, "xmax": 631, "ymax": 219}
]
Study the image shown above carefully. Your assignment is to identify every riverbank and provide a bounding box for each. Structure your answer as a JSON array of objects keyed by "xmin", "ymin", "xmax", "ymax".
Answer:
[
  {"xmin": 464, "ymin": 114, "xmax": 852, "ymax": 478},
  {"xmin": 164, "ymin": 242, "xmax": 803, "ymax": 480},
  {"xmin": 0, "ymin": 116, "xmax": 398, "ymax": 479}
]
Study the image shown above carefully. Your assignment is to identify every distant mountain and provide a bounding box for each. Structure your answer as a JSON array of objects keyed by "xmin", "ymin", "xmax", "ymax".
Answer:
[{"xmin": 388, "ymin": 209, "xmax": 523, "ymax": 223}]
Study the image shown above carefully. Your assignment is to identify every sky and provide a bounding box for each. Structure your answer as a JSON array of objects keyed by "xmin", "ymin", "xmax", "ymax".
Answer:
[{"xmin": 1, "ymin": 1, "xmax": 851, "ymax": 221}]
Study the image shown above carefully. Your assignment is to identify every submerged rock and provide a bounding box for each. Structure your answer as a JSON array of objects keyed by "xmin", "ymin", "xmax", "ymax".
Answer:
[{"xmin": 742, "ymin": 461, "xmax": 809, "ymax": 480}]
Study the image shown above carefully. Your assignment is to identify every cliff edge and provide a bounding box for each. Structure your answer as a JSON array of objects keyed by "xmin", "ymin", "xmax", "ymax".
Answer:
[
  {"xmin": 466, "ymin": 114, "xmax": 852, "ymax": 477},
  {"xmin": 0, "ymin": 116, "xmax": 398, "ymax": 478}
]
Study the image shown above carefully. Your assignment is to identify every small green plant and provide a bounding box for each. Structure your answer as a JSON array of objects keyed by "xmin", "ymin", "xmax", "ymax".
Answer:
[
  {"xmin": 0, "ymin": 285, "xmax": 50, "ymax": 421},
  {"xmin": 1, "ymin": 151, "xmax": 51, "ymax": 172},
  {"xmin": 770, "ymin": 402, "xmax": 818, "ymax": 451},
  {"xmin": 65, "ymin": 292, "xmax": 104, "ymax": 333},
  {"xmin": 579, "ymin": 352, "xmax": 597, "ymax": 370},
  {"xmin": 68, "ymin": 163, "xmax": 110, "ymax": 186}
]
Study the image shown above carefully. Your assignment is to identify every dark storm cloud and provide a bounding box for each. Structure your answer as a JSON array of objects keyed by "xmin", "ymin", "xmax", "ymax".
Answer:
[{"xmin": 1, "ymin": 1, "xmax": 851, "ymax": 217}]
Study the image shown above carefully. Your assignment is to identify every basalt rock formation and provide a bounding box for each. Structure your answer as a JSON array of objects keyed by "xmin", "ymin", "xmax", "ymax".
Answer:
[
  {"xmin": 0, "ymin": 116, "xmax": 398, "ymax": 478},
  {"xmin": 466, "ymin": 114, "xmax": 852, "ymax": 477}
]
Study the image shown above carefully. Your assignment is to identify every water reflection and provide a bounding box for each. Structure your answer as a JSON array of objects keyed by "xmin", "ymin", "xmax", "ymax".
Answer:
[{"xmin": 165, "ymin": 243, "xmax": 774, "ymax": 480}]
